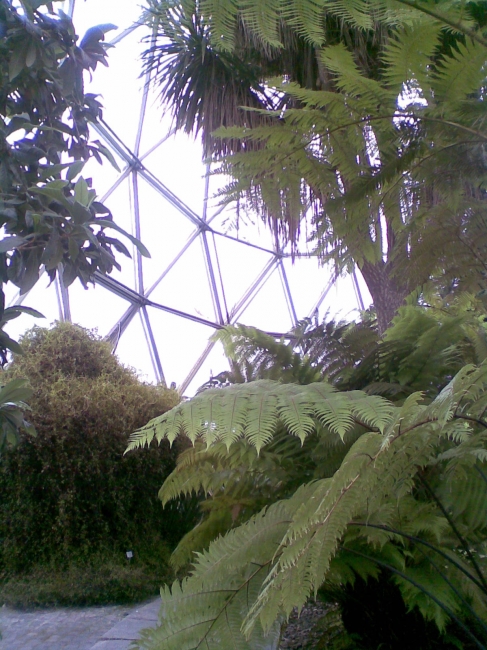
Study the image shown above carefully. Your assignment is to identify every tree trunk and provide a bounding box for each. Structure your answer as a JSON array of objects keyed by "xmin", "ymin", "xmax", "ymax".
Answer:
[{"xmin": 360, "ymin": 260, "xmax": 410, "ymax": 335}]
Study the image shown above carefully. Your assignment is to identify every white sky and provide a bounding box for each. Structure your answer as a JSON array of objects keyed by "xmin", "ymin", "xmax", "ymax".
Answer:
[{"xmin": 5, "ymin": 0, "xmax": 370, "ymax": 394}]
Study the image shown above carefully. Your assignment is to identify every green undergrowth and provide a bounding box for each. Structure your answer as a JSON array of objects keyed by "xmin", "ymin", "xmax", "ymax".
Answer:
[{"xmin": 0, "ymin": 546, "xmax": 173, "ymax": 608}]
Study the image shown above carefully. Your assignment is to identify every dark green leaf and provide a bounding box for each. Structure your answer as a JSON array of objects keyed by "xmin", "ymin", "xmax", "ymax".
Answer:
[
  {"xmin": 80, "ymin": 24, "xmax": 117, "ymax": 49},
  {"xmin": 0, "ymin": 330, "xmax": 22, "ymax": 355},
  {"xmin": 66, "ymin": 160, "xmax": 86, "ymax": 181},
  {"xmin": 19, "ymin": 248, "xmax": 41, "ymax": 294},
  {"xmin": 32, "ymin": 186, "xmax": 71, "ymax": 211},
  {"xmin": 41, "ymin": 230, "xmax": 64, "ymax": 270},
  {"xmin": 9, "ymin": 44, "xmax": 25, "ymax": 81},
  {"xmin": 0, "ymin": 208, "xmax": 18, "ymax": 221},
  {"xmin": 0, "ymin": 163, "xmax": 9, "ymax": 192},
  {"xmin": 58, "ymin": 58, "xmax": 78, "ymax": 95},
  {"xmin": 74, "ymin": 177, "xmax": 90, "ymax": 206},
  {"xmin": 69, "ymin": 201, "xmax": 92, "ymax": 224},
  {"xmin": 62, "ymin": 261, "xmax": 78, "ymax": 287},
  {"xmin": 92, "ymin": 141, "xmax": 121, "ymax": 172},
  {"xmin": 25, "ymin": 211, "xmax": 40, "ymax": 229},
  {"xmin": 25, "ymin": 41, "xmax": 36, "ymax": 68},
  {"xmin": 68, "ymin": 236, "xmax": 79, "ymax": 261},
  {"xmin": 0, "ymin": 306, "xmax": 44, "ymax": 324},
  {"xmin": 92, "ymin": 219, "xmax": 151, "ymax": 257},
  {"xmin": 22, "ymin": 420, "xmax": 36, "ymax": 437},
  {"xmin": 105, "ymin": 236, "xmax": 131, "ymax": 258},
  {"xmin": 38, "ymin": 162, "xmax": 72, "ymax": 180}
]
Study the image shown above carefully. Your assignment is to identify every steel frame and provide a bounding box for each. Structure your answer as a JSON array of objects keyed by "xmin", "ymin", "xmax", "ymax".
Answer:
[{"xmin": 40, "ymin": 1, "xmax": 361, "ymax": 392}]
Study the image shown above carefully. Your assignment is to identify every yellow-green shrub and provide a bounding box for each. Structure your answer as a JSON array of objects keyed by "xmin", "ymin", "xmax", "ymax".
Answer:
[{"xmin": 0, "ymin": 323, "xmax": 190, "ymax": 579}]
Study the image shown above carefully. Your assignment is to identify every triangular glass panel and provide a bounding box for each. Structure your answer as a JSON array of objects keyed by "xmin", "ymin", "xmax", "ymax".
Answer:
[{"xmin": 147, "ymin": 238, "xmax": 219, "ymax": 325}]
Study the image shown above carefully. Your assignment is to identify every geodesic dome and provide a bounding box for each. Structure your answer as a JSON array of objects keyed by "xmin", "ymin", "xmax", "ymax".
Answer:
[{"xmin": 6, "ymin": 0, "xmax": 368, "ymax": 395}]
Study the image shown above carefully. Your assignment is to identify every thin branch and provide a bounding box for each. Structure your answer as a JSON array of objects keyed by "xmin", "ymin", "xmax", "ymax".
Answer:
[
  {"xmin": 350, "ymin": 522, "xmax": 487, "ymax": 593},
  {"xmin": 342, "ymin": 545, "xmax": 487, "ymax": 650},
  {"xmin": 454, "ymin": 414, "xmax": 487, "ymax": 429},
  {"xmin": 392, "ymin": 0, "xmax": 487, "ymax": 49},
  {"xmin": 417, "ymin": 472, "xmax": 487, "ymax": 593}
]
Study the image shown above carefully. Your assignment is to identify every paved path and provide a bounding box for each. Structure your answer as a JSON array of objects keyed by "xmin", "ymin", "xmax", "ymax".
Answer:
[{"xmin": 0, "ymin": 598, "xmax": 160, "ymax": 650}]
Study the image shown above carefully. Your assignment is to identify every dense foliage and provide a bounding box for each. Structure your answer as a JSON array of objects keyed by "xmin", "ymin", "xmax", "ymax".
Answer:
[
  {"xmin": 129, "ymin": 306, "xmax": 487, "ymax": 649},
  {"xmin": 0, "ymin": 323, "xmax": 193, "ymax": 605}
]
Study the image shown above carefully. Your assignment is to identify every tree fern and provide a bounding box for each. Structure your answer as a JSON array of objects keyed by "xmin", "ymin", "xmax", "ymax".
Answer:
[
  {"xmin": 147, "ymin": 0, "xmax": 486, "ymax": 52},
  {"xmin": 129, "ymin": 358, "xmax": 487, "ymax": 649},
  {"xmin": 381, "ymin": 20, "xmax": 442, "ymax": 92},
  {"xmin": 144, "ymin": 0, "xmax": 487, "ymax": 332}
]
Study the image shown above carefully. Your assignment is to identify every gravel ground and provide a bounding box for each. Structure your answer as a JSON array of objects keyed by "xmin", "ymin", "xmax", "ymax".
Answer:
[{"xmin": 280, "ymin": 601, "xmax": 340, "ymax": 650}]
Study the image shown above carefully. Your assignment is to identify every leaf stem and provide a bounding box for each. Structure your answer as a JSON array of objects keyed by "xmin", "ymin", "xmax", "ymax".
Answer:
[
  {"xmin": 392, "ymin": 0, "xmax": 487, "ymax": 49},
  {"xmin": 350, "ymin": 522, "xmax": 486, "ymax": 593},
  {"xmin": 342, "ymin": 545, "xmax": 487, "ymax": 650},
  {"xmin": 417, "ymin": 472, "xmax": 487, "ymax": 593}
]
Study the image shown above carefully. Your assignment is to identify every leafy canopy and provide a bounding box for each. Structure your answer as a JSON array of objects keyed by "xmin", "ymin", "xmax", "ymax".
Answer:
[{"xmin": 145, "ymin": 0, "xmax": 487, "ymax": 332}]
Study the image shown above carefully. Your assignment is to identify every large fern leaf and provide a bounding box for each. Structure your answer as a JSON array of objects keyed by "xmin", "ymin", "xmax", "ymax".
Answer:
[
  {"xmin": 127, "ymin": 380, "xmax": 393, "ymax": 453},
  {"xmin": 242, "ymin": 373, "xmax": 486, "ymax": 634},
  {"xmin": 134, "ymin": 497, "xmax": 301, "ymax": 650}
]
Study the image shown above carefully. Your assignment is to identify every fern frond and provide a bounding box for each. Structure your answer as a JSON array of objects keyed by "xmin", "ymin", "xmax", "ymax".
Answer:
[
  {"xmin": 280, "ymin": 0, "xmax": 327, "ymax": 45},
  {"xmin": 237, "ymin": 0, "xmax": 283, "ymax": 50},
  {"xmin": 132, "ymin": 360, "xmax": 487, "ymax": 646},
  {"xmin": 200, "ymin": 0, "xmax": 239, "ymax": 52},
  {"xmin": 158, "ymin": 442, "xmax": 255, "ymax": 505},
  {"xmin": 381, "ymin": 20, "xmax": 441, "ymax": 92},
  {"xmin": 135, "ymin": 497, "xmax": 301, "ymax": 650},
  {"xmin": 432, "ymin": 39, "xmax": 487, "ymax": 102},
  {"xmin": 320, "ymin": 43, "xmax": 392, "ymax": 108},
  {"xmin": 436, "ymin": 463, "xmax": 487, "ymax": 536},
  {"xmin": 308, "ymin": 390, "xmax": 356, "ymax": 439},
  {"xmin": 127, "ymin": 380, "xmax": 394, "ymax": 453},
  {"xmin": 275, "ymin": 386, "xmax": 316, "ymax": 443},
  {"xmin": 346, "ymin": 392, "xmax": 396, "ymax": 433},
  {"xmin": 325, "ymin": 0, "xmax": 375, "ymax": 30}
]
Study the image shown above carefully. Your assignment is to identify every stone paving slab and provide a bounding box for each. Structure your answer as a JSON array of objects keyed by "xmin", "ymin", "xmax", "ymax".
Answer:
[
  {"xmin": 90, "ymin": 642, "xmax": 133, "ymax": 650},
  {"xmin": 0, "ymin": 598, "xmax": 160, "ymax": 650},
  {"xmin": 99, "ymin": 600, "xmax": 160, "ymax": 645}
]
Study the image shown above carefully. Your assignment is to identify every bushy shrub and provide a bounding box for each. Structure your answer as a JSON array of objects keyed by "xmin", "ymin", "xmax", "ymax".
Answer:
[{"xmin": 0, "ymin": 323, "xmax": 193, "ymax": 602}]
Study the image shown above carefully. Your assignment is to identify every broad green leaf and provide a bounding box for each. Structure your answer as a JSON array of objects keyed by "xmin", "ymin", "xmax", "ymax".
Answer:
[
  {"xmin": 32, "ymin": 186, "xmax": 72, "ymax": 211},
  {"xmin": 93, "ymin": 219, "xmax": 151, "ymax": 258},
  {"xmin": 9, "ymin": 44, "xmax": 25, "ymax": 81},
  {"xmin": 74, "ymin": 177, "xmax": 91, "ymax": 206},
  {"xmin": 0, "ymin": 305, "xmax": 44, "ymax": 325},
  {"xmin": 0, "ymin": 330, "xmax": 22, "ymax": 355},
  {"xmin": 25, "ymin": 41, "xmax": 36, "ymax": 68},
  {"xmin": 41, "ymin": 231, "xmax": 64, "ymax": 270},
  {"xmin": 0, "ymin": 379, "xmax": 33, "ymax": 405},
  {"xmin": 69, "ymin": 201, "xmax": 92, "ymax": 224}
]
